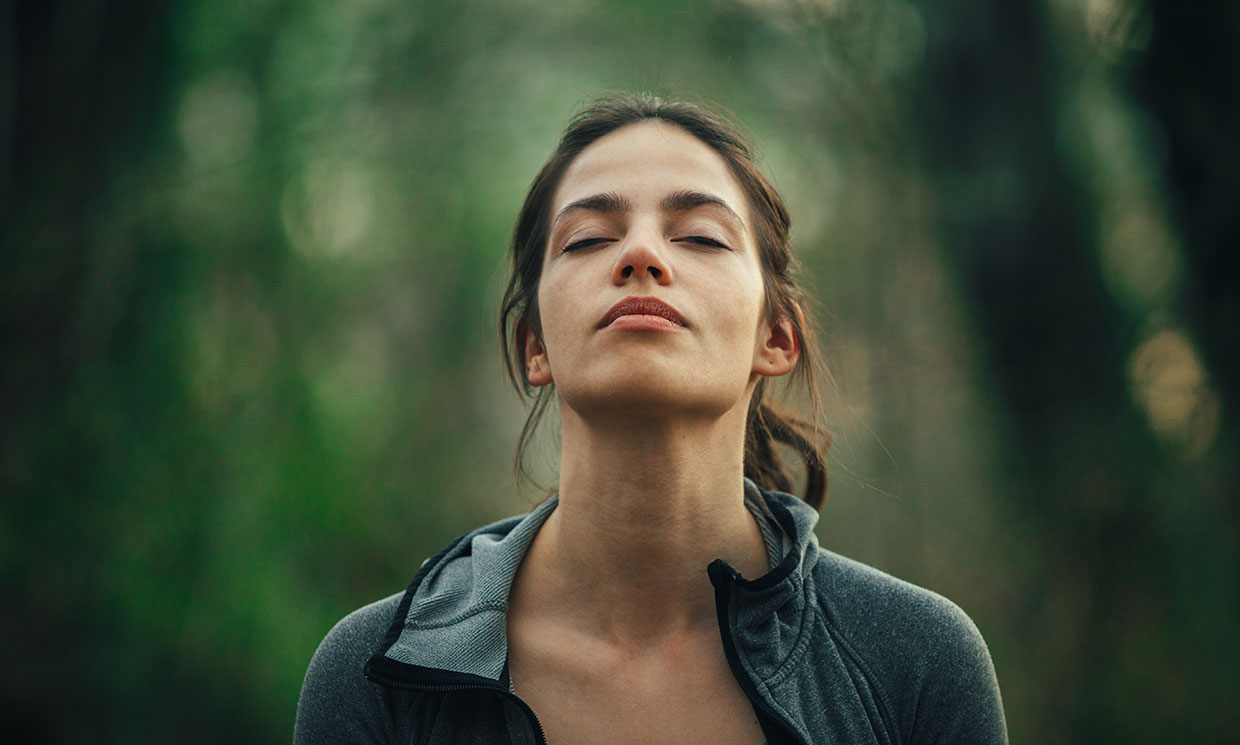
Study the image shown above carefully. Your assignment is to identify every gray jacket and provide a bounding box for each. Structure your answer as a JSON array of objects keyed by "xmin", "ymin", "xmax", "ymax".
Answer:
[{"xmin": 294, "ymin": 483, "xmax": 1008, "ymax": 744}]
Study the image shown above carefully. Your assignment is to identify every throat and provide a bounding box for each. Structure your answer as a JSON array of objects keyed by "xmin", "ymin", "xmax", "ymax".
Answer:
[{"xmin": 507, "ymin": 486, "xmax": 773, "ymax": 649}]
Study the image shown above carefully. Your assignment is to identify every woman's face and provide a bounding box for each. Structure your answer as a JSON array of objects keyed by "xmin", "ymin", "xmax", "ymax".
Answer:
[{"xmin": 526, "ymin": 121, "xmax": 796, "ymax": 421}]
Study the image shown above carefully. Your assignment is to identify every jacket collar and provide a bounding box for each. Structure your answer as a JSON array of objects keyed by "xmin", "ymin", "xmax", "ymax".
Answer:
[{"xmin": 366, "ymin": 481, "xmax": 821, "ymax": 689}]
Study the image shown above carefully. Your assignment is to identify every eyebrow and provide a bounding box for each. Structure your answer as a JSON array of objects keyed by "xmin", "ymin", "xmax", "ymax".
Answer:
[
  {"xmin": 552, "ymin": 189, "xmax": 747, "ymax": 233},
  {"xmin": 659, "ymin": 189, "xmax": 746, "ymax": 233},
  {"xmin": 553, "ymin": 192, "xmax": 631, "ymax": 224}
]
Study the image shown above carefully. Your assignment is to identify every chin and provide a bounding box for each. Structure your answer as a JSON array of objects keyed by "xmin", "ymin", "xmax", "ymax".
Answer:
[{"xmin": 557, "ymin": 370, "xmax": 748, "ymax": 422}]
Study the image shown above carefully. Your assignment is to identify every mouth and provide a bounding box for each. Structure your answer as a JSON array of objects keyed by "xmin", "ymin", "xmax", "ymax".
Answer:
[{"xmin": 597, "ymin": 296, "xmax": 687, "ymax": 329}]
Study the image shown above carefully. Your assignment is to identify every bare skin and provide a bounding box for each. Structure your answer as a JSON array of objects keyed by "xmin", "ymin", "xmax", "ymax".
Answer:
[{"xmin": 507, "ymin": 122, "xmax": 799, "ymax": 745}]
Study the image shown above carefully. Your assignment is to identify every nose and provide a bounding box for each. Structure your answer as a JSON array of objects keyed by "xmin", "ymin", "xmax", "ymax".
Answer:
[{"xmin": 611, "ymin": 231, "xmax": 673, "ymax": 285}]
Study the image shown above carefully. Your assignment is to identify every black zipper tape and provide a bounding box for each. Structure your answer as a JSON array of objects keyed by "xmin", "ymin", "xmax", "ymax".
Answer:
[
  {"xmin": 364, "ymin": 667, "xmax": 548, "ymax": 745},
  {"xmin": 709, "ymin": 559, "xmax": 808, "ymax": 745}
]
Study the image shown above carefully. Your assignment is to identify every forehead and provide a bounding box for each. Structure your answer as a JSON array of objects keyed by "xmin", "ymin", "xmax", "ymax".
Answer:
[{"xmin": 552, "ymin": 121, "xmax": 748, "ymax": 219}]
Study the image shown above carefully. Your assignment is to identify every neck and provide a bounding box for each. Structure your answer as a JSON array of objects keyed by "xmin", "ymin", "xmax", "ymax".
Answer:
[{"xmin": 513, "ymin": 402, "xmax": 770, "ymax": 647}]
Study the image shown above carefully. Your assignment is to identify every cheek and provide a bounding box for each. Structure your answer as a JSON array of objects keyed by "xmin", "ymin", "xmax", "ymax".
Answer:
[
  {"xmin": 708, "ymin": 266, "xmax": 766, "ymax": 335},
  {"xmin": 534, "ymin": 271, "xmax": 576, "ymax": 356}
]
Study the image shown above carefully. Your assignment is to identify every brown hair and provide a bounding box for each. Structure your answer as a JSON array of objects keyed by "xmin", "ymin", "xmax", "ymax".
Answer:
[{"xmin": 498, "ymin": 93, "xmax": 829, "ymax": 509}]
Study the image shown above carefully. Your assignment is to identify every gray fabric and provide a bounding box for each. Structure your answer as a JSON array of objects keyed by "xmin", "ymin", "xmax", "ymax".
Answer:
[
  {"xmin": 744, "ymin": 487, "xmax": 792, "ymax": 570},
  {"xmin": 294, "ymin": 481, "xmax": 1008, "ymax": 744},
  {"xmin": 386, "ymin": 496, "xmax": 557, "ymax": 679},
  {"xmin": 294, "ymin": 594, "xmax": 404, "ymax": 745}
]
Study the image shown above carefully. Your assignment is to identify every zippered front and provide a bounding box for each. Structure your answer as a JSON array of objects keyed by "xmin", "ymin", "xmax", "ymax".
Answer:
[
  {"xmin": 366, "ymin": 561, "xmax": 802, "ymax": 745},
  {"xmin": 709, "ymin": 560, "xmax": 808, "ymax": 745},
  {"xmin": 306, "ymin": 485, "xmax": 1007, "ymax": 745}
]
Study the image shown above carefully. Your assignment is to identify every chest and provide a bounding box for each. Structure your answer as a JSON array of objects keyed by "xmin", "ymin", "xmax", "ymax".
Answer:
[{"xmin": 507, "ymin": 627, "xmax": 766, "ymax": 745}]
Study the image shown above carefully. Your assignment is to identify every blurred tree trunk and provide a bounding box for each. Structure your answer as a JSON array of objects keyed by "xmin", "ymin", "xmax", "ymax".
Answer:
[
  {"xmin": 1125, "ymin": 1, "xmax": 1240, "ymax": 739},
  {"xmin": 910, "ymin": 0, "xmax": 1221, "ymax": 742},
  {"xmin": 2, "ymin": 1, "xmax": 172, "ymax": 741}
]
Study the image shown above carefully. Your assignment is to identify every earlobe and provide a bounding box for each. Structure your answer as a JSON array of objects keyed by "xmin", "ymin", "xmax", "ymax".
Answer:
[
  {"xmin": 755, "ymin": 314, "xmax": 800, "ymax": 378},
  {"xmin": 523, "ymin": 329, "xmax": 554, "ymax": 387}
]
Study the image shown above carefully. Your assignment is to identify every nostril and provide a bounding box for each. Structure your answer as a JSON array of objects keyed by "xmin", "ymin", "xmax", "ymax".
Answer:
[
  {"xmin": 649, "ymin": 267, "xmax": 661, "ymax": 279},
  {"xmin": 622, "ymin": 266, "xmax": 633, "ymax": 278}
]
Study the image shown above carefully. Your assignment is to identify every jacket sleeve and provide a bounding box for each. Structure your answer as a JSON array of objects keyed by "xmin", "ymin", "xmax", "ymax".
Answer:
[
  {"xmin": 905, "ymin": 598, "xmax": 1008, "ymax": 745},
  {"xmin": 293, "ymin": 594, "xmax": 404, "ymax": 745}
]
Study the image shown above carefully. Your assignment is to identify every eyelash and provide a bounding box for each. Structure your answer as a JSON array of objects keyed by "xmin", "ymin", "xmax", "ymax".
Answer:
[
  {"xmin": 562, "ymin": 236, "xmax": 729, "ymax": 252},
  {"xmin": 563, "ymin": 237, "xmax": 613, "ymax": 252},
  {"xmin": 680, "ymin": 236, "xmax": 729, "ymax": 249}
]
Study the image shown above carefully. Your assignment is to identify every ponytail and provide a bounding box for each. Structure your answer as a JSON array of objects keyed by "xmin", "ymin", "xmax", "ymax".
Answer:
[{"xmin": 745, "ymin": 385, "xmax": 829, "ymax": 510}]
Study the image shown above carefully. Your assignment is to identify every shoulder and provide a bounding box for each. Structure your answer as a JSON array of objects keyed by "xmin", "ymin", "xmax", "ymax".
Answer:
[
  {"xmin": 813, "ymin": 548, "xmax": 986, "ymax": 658},
  {"xmin": 811, "ymin": 549, "xmax": 1008, "ymax": 744},
  {"xmin": 304, "ymin": 593, "xmax": 402, "ymax": 682},
  {"xmin": 294, "ymin": 593, "xmax": 405, "ymax": 745}
]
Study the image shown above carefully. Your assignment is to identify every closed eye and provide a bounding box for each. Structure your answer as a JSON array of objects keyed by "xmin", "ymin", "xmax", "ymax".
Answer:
[
  {"xmin": 677, "ymin": 236, "xmax": 730, "ymax": 249},
  {"xmin": 563, "ymin": 237, "xmax": 615, "ymax": 252}
]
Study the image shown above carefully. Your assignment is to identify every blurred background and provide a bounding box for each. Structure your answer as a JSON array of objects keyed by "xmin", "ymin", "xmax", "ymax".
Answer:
[{"xmin": 3, "ymin": 0, "xmax": 1237, "ymax": 742}]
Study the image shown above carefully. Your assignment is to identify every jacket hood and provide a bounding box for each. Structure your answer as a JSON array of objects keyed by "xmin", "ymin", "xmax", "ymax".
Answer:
[{"xmin": 366, "ymin": 481, "xmax": 822, "ymax": 690}]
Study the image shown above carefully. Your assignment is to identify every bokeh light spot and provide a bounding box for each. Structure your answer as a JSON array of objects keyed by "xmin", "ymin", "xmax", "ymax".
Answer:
[
  {"xmin": 1098, "ymin": 196, "xmax": 1183, "ymax": 312},
  {"xmin": 281, "ymin": 158, "xmax": 377, "ymax": 259},
  {"xmin": 176, "ymin": 69, "xmax": 259, "ymax": 170},
  {"xmin": 1084, "ymin": 0, "xmax": 1152, "ymax": 59},
  {"xmin": 1127, "ymin": 329, "xmax": 1221, "ymax": 457}
]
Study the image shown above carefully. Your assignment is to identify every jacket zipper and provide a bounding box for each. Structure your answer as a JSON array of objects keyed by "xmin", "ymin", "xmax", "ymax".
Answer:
[
  {"xmin": 365, "ymin": 669, "xmax": 548, "ymax": 745},
  {"xmin": 710, "ymin": 560, "xmax": 809, "ymax": 745}
]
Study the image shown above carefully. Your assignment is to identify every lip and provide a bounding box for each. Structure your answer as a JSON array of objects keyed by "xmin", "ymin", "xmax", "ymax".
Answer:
[{"xmin": 597, "ymin": 296, "xmax": 687, "ymax": 329}]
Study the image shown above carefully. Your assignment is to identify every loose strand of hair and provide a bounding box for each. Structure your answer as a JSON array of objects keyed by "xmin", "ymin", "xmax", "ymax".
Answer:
[
  {"xmin": 747, "ymin": 396, "xmax": 830, "ymax": 510},
  {"xmin": 513, "ymin": 385, "xmax": 553, "ymax": 489}
]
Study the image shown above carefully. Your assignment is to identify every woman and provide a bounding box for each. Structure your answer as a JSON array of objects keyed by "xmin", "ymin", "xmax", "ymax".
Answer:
[{"xmin": 294, "ymin": 94, "xmax": 1008, "ymax": 745}]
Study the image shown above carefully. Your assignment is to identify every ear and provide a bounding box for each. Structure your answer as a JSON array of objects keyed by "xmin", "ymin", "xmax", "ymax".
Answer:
[
  {"xmin": 754, "ymin": 310, "xmax": 800, "ymax": 378},
  {"xmin": 522, "ymin": 325, "xmax": 554, "ymax": 387}
]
